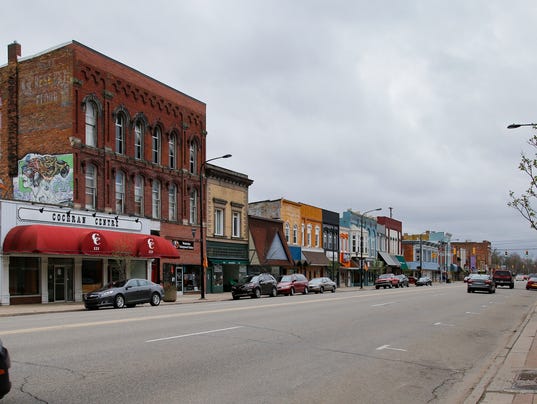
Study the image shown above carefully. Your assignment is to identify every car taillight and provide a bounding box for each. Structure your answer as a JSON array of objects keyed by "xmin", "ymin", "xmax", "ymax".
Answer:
[
  {"xmin": 485, "ymin": 280, "xmax": 492, "ymax": 284},
  {"xmin": 467, "ymin": 279, "xmax": 473, "ymax": 284}
]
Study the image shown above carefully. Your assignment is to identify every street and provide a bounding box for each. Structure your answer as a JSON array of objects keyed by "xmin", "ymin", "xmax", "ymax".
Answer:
[{"xmin": 0, "ymin": 282, "xmax": 535, "ymax": 403}]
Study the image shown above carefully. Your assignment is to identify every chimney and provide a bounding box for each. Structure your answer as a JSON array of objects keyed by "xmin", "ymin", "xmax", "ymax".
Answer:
[{"xmin": 8, "ymin": 41, "xmax": 21, "ymax": 64}]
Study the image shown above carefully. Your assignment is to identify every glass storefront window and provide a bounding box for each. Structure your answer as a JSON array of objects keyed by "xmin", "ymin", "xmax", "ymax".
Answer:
[{"xmin": 9, "ymin": 257, "xmax": 40, "ymax": 295}]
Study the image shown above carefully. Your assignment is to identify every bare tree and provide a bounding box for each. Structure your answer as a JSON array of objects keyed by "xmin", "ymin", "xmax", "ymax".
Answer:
[{"xmin": 508, "ymin": 133, "xmax": 537, "ymax": 230}]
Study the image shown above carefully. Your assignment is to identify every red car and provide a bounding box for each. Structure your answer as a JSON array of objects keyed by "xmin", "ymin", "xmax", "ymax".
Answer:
[
  {"xmin": 375, "ymin": 273, "xmax": 400, "ymax": 289},
  {"xmin": 277, "ymin": 274, "xmax": 309, "ymax": 295},
  {"xmin": 526, "ymin": 277, "xmax": 537, "ymax": 290}
]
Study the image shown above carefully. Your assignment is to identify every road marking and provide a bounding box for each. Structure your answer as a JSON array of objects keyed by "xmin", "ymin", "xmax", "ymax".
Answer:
[
  {"xmin": 466, "ymin": 311, "xmax": 480, "ymax": 315},
  {"xmin": 371, "ymin": 302, "xmax": 396, "ymax": 307},
  {"xmin": 146, "ymin": 326, "xmax": 243, "ymax": 343},
  {"xmin": 376, "ymin": 344, "xmax": 407, "ymax": 352},
  {"xmin": 433, "ymin": 322, "xmax": 454, "ymax": 327}
]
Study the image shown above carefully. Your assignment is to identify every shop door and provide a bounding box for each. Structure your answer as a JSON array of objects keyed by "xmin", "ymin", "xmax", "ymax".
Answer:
[
  {"xmin": 176, "ymin": 266, "xmax": 184, "ymax": 295},
  {"xmin": 48, "ymin": 266, "xmax": 74, "ymax": 302}
]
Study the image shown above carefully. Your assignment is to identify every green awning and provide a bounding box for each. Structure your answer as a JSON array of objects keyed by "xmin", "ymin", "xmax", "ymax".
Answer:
[
  {"xmin": 210, "ymin": 259, "xmax": 249, "ymax": 265},
  {"xmin": 395, "ymin": 255, "xmax": 408, "ymax": 270}
]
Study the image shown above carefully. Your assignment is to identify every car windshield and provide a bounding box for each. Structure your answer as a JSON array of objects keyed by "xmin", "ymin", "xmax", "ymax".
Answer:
[
  {"xmin": 309, "ymin": 278, "xmax": 321, "ymax": 283},
  {"xmin": 471, "ymin": 275, "xmax": 488, "ymax": 280},
  {"xmin": 379, "ymin": 274, "xmax": 391, "ymax": 279},
  {"xmin": 279, "ymin": 275, "xmax": 292, "ymax": 282},
  {"xmin": 239, "ymin": 275, "xmax": 257, "ymax": 283}
]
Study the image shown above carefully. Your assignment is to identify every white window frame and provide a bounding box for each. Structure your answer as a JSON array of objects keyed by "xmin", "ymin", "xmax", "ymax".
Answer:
[
  {"xmin": 189, "ymin": 143, "xmax": 197, "ymax": 174},
  {"xmin": 284, "ymin": 222, "xmax": 290, "ymax": 242},
  {"xmin": 134, "ymin": 175, "xmax": 144, "ymax": 216},
  {"xmin": 115, "ymin": 113, "xmax": 125, "ymax": 154},
  {"xmin": 152, "ymin": 127, "xmax": 161, "ymax": 164},
  {"xmin": 293, "ymin": 225, "xmax": 298, "ymax": 244},
  {"xmin": 190, "ymin": 189, "xmax": 198, "ymax": 224},
  {"xmin": 169, "ymin": 133, "xmax": 176, "ymax": 169},
  {"xmin": 85, "ymin": 164, "xmax": 96, "ymax": 209},
  {"xmin": 135, "ymin": 122, "xmax": 144, "ymax": 160},
  {"xmin": 232, "ymin": 211, "xmax": 241, "ymax": 238},
  {"xmin": 315, "ymin": 226, "xmax": 320, "ymax": 247},
  {"xmin": 115, "ymin": 170, "xmax": 125, "ymax": 214},
  {"xmin": 85, "ymin": 102, "xmax": 97, "ymax": 147},
  {"xmin": 307, "ymin": 224, "xmax": 312, "ymax": 247},
  {"xmin": 214, "ymin": 208, "xmax": 224, "ymax": 236},
  {"xmin": 168, "ymin": 183, "xmax": 177, "ymax": 221},
  {"xmin": 152, "ymin": 179, "xmax": 161, "ymax": 219}
]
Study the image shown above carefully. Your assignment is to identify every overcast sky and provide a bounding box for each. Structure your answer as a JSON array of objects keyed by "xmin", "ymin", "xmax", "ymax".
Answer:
[{"xmin": 3, "ymin": 0, "xmax": 537, "ymax": 255}]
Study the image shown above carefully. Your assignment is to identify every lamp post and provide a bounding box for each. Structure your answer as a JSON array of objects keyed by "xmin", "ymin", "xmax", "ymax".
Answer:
[
  {"xmin": 507, "ymin": 123, "xmax": 537, "ymax": 129},
  {"xmin": 199, "ymin": 153, "xmax": 232, "ymax": 299},
  {"xmin": 359, "ymin": 208, "xmax": 382, "ymax": 289}
]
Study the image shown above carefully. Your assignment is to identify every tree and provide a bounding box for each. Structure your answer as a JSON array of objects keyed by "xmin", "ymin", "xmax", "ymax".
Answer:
[{"xmin": 508, "ymin": 133, "xmax": 537, "ymax": 230}]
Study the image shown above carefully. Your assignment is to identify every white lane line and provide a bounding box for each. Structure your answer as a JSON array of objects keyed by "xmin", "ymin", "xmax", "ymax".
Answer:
[
  {"xmin": 371, "ymin": 302, "xmax": 396, "ymax": 307},
  {"xmin": 376, "ymin": 344, "xmax": 407, "ymax": 352},
  {"xmin": 466, "ymin": 311, "xmax": 480, "ymax": 315},
  {"xmin": 433, "ymin": 322, "xmax": 454, "ymax": 327},
  {"xmin": 146, "ymin": 326, "xmax": 243, "ymax": 343}
]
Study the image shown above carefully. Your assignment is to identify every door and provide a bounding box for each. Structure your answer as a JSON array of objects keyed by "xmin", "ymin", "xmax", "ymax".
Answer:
[{"xmin": 48, "ymin": 266, "xmax": 74, "ymax": 302}]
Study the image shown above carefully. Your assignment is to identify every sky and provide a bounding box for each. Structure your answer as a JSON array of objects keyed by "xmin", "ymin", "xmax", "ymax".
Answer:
[{"xmin": 2, "ymin": 0, "xmax": 537, "ymax": 255}]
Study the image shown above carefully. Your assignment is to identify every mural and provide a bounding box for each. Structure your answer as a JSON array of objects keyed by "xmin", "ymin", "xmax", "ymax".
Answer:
[{"xmin": 13, "ymin": 153, "xmax": 73, "ymax": 205}]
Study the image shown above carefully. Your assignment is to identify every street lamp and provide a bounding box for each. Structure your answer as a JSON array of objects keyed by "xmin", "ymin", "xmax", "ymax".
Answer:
[
  {"xmin": 199, "ymin": 153, "xmax": 232, "ymax": 299},
  {"xmin": 507, "ymin": 123, "xmax": 537, "ymax": 129},
  {"xmin": 359, "ymin": 208, "xmax": 382, "ymax": 289}
]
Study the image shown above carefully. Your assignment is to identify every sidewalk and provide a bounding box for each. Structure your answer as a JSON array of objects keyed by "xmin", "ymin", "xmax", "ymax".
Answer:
[{"xmin": 2, "ymin": 286, "xmax": 537, "ymax": 403}]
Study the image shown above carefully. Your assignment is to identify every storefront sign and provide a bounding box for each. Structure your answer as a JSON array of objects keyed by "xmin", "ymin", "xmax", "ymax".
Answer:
[{"xmin": 172, "ymin": 240, "xmax": 194, "ymax": 250}]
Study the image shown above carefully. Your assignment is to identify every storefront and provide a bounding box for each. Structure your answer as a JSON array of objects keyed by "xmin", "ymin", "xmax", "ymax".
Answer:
[{"xmin": 1, "ymin": 219, "xmax": 180, "ymax": 305}]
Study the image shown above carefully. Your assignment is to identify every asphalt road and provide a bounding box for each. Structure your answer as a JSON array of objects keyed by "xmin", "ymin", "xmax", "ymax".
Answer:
[{"xmin": 0, "ymin": 282, "xmax": 534, "ymax": 403}]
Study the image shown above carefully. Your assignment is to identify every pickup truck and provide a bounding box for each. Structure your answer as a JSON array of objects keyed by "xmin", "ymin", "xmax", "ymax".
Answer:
[
  {"xmin": 375, "ymin": 273, "xmax": 399, "ymax": 289},
  {"xmin": 492, "ymin": 270, "xmax": 514, "ymax": 289}
]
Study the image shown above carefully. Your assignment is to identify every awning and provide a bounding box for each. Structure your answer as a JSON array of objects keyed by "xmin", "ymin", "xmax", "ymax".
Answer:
[
  {"xmin": 3, "ymin": 225, "xmax": 180, "ymax": 258},
  {"xmin": 395, "ymin": 255, "xmax": 408, "ymax": 270},
  {"xmin": 378, "ymin": 251, "xmax": 400, "ymax": 267},
  {"xmin": 302, "ymin": 250, "xmax": 330, "ymax": 266}
]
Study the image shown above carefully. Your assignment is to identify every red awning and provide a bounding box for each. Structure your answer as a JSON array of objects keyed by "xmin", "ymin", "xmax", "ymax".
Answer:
[{"xmin": 3, "ymin": 225, "xmax": 180, "ymax": 258}]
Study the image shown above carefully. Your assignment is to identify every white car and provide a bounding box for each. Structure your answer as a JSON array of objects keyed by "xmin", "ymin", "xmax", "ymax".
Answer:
[{"xmin": 515, "ymin": 274, "xmax": 526, "ymax": 281}]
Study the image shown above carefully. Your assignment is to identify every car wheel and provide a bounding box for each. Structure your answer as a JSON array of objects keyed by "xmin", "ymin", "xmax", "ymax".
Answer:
[
  {"xmin": 320, "ymin": 286, "xmax": 324, "ymax": 294},
  {"xmin": 290, "ymin": 287, "xmax": 295, "ymax": 296},
  {"xmin": 303, "ymin": 287, "xmax": 309, "ymax": 295},
  {"xmin": 376, "ymin": 286, "xmax": 380, "ymax": 289},
  {"xmin": 467, "ymin": 288, "xmax": 471, "ymax": 293},
  {"xmin": 270, "ymin": 287, "xmax": 277, "ymax": 297},
  {"xmin": 510, "ymin": 284, "xmax": 514, "ymax": 289},
  {"xmin": 150, "ymin": 292, "xmax": 161, "ymax": 306},
  {"xmin": 114, "ymin": 294, "xmax": 125, "ymax": 309},
  {"xmin": 252, "ymin": 288, "xmax": 261, "ymax": 298},
  {"xmin": 232, "ymin": 294, "xmax": 240, "ymax": 300},
  {"xmin": 331, "ymin": 286, "xmax": 336, "ymax": 293}
]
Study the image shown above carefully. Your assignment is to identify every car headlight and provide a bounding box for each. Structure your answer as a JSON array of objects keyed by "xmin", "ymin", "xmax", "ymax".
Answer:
[{"xmin": 101, "ymin": 290, "xmax": 115, "ymax": 296}]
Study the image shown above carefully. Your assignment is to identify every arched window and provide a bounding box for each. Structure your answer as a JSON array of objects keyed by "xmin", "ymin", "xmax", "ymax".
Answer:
[
  {"xmin": 152, "ymin": 179, "xmax": 161, "ymax": 219},
  {"xmin": 190, "ymin": 189, "xmax": 198, "ymax": 224},
  {"xmin": 134, "ymin": 175, "xmax": 144, "ymax": 216},
  {"xmin": 115, "ymin": 170, "xmax": 125, "ymax": 213},
  {"xmin": 169, "ymin": 133, "xmax": 177, "ymax": 169},
  {"xmin": 293, "ymin": 224, "xmax": 298, "ymax": 244},
  {"xmin": 189, "ymin": 142, "xmax": 197, "ymax": 174},
  {"xmin": 152, "ymin": 127, "xmax": 161, "ymax": 164},
  {"xmin": 168, "ymin": 183, "xmax": 177, "ymax": 221},
  {"xmin": 115, "ymin": 113, "xmax": 125, "ymax": 154},
  {"xmin": 85, "ymin": 164, "xmax": 97, "ymax": 209},
  {"xmin": 85, "ymin": 102, "xmax": 97, "ymax": 147},
  {"xmin": 134, "ymin": 122, "xmax": 144, "ymax": 160},
  {"xmin": 285, "ymin": 223, "xmax": 290, "ymax": 243}
]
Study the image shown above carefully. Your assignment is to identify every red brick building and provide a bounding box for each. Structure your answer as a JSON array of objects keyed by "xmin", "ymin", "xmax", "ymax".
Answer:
[{"xmin": 0, "ymin": 41, "xmax": 209, "ymax": 304}]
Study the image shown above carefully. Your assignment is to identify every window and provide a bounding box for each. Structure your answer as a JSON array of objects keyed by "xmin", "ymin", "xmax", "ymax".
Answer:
[
  {"xmin": 115, "ymin": 113, "xmax": 125, "ymax": 154},
  {"xmin": 189, "ymin": 142, "xmax": 197, "ymax": 174},
  {"xmin": 301, "ymin": 224, "xmax": 305, "ymax": 246},
  {"xmin": 9, "ymin": 257, "xmax": 39, "ymax": 296},
  {"xmin": 168, "ymin": 183, "xmax": 177, "ymax": 221},
  {"xmin": 232, "ymin": 211, "xmax": 241, "ymax": 238},
  {"xmin": 285, "ymin": 222, "xmax": 290, "ymax": 242},
  {"xmin": 190, "ymin": 189, "xmax": 198, "ymax": 224},
  {"xmin": 315, "ymin": 226, "xmax": 320, "ymax": 247},
  {"xmin": 152, "ymin": 127, "xmax": 161, "ymax": 164},
  {"xmin": 134, "ymin": 175, "xmax": 144, "ymax": 216},
  {"xmin": 169, "ymin": 133, "xmax": 177, "ymax": 169},
  {"xmin": 293, "ymin": 225, "xmax": 298, "ymax": 244},
  {"xmin": 214, "ymin": 208, "xmax": 224, "ymax": 236},
  {"xmin": 152, "ymin": 180, "xmax": 161, "ymax": 219},
  {"xmin": 85, "ymin": 164, "xmax": 96, "ymax": 209},
  {"xmin": 352, "ymin": 234, "xmax": 357, "ymax": 253},
  {"xmin": 85, "ymin": 102, "xmax": 97, "ymax": 147},
  {"xmin": 115, "ymin": 171, "xmax": 125, "ymax": 214},
  {"xmin": 135, "ymin": 122, "xmax": 144, "ymax": 160},
  {"xmin": 307, "ymin": 224, "xmax": 312, "ymax": 247}
]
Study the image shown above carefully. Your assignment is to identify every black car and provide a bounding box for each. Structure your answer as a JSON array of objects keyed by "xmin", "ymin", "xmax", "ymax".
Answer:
[
  {"xmin": 83, "ymin": 278, "xmax": 164, "ymax": 309},
  {"xmin": 308, "ymin": 277, "xmax": 337, "ymax": 293},
  {"xmin": 0, "ymin": 338, "xmax": 11, "ymax": 400},
  {"xmin": 467, "ymin": 274, "xmax": 496, "ymax": 294},
  {"xmin": 231, "ymin": 273, "xmax": 278, "ymax": 299}
]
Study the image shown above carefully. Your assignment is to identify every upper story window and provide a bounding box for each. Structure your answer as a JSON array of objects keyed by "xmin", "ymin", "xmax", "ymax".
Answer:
[
  {"xmin": 134, "ymin": 175, "xmax": 144, "ymax": 216},
  {"xmin": 189, "ymin": 142, "xmax": 197, "ymax": 174},
  {"xmin": 85, "ymin": 102, "xmax": 97, "ymax": 147},
  {"xmin": 214, "ymin": 208, "xmax": 224, "ymax": 236},
  {"xmin": 115, "ymin": 113, "xmax": 125, "ymax": 154},
  {"xmin": 85, "ymin": 164, "xmax": 97, "ymax": 209},
  {"xmin": 152, "ymin": 127, "xmax": 161, "ymax": 164},
  {"xmin": 152, "ymin": 179, "xmax": 161, "ymax": 219},
  {"xmin": 232, "ymin": 211, "xmax": 241, "ymax": 238},
  {"xmin": 307, "ymin": 224, "xmax": 312, "ymax": 247},
  {"xmin": 315, "ymin": 226, "xmax": 320, "ymax": 247},
  {"xmin": 301, "ymin": 224, "xmax": 305, "ymax": 246},
  {"xmin": 189, "ymin": 189, "xmax": 198, "ymax": 224},
  {"xmin": 293, "ymin": 225, "xmax": 298, "ymax": 244},
  {"xmin": 134, "ymin": 122, "xmax": 144, "ymax": 160},
  {"xmin": 168, "ymin": 183, "xmax": 177, "ymax": 221},
  {"xmin": 169, "ymin": 133, "xmax": 177, "ymax": 169},
  {"xmin": 115, "ymin": 170, "xmax": 125, "ymax": 214},
  {"xmin": 285, "ymin": 222, "xmax": 290, "ymax": 243}
]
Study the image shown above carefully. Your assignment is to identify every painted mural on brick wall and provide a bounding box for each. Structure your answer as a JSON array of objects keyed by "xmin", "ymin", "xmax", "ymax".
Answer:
[{"xmin": 13, "ymin": 153, "xmax": 73, "ymax": 204}]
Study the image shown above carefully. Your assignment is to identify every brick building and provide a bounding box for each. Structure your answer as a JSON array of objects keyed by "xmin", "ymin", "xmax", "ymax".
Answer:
[{"xmin": 0, "ymin": 41, "xmax": 210, "ymax": 304}]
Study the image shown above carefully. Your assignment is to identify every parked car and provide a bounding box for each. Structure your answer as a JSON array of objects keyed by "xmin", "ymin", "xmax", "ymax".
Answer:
[
  {"xmin": 526, "ymin": 277, "xmax": 537, "ymax": 290},
  {"xmin": 83, "ymin": 278, "xmax": 164, "ymax": 309},
  {"xmin": 308, "ymin": 277, "xmax": 336, "ymax": 293},
  {"xmin": 0, "ymin": 338, "xmax": 11, "ymax": 400},
  {"xmin": 463, "ymin": 275, "xmax": 470, "ymax": 283},
  {"xmin": 515, "ymin": 274, "xmax": 526, "ymax": 281},
  {"xmin": 232, "ymin": 273, "xmax": 278, "ymax": 299},
  {"xmin": 395, "ymin": 274, "xmax": 410, "ymax": 287},
  {"xmin": 408, "ymin": 276, "xmax": 417, "ymax": 284},
  {"xmin": 277, "ymin": 273, "xmax": 309, "ymax": 295},
  {"xmin": 467, "ymin": 274, "xmax": 496, "ymax": 293},
  {"xmin": 492, "ymin": 270, "xmax": 514, "ymax": 289},
  {"xmin": 415, "ymin": 276, "xmax": 432, "ymax": 286},
  {"xmin": 374, "ymin": 273, "xmax": 399, "ymax": 289}
]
